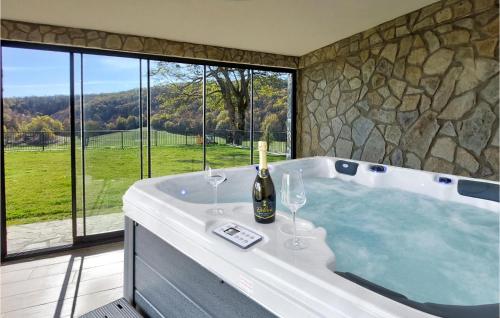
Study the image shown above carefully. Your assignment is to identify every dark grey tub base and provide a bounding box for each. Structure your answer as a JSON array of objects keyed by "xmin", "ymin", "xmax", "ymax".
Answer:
[{"xmin": 124, "ymin": 217, "xmax": 275, "ymax": 318}]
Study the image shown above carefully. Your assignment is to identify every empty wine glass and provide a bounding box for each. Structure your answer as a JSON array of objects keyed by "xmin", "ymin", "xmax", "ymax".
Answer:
[
  {"xmin": 281, "ymin": 170, "xmax": 308, "ymax": 250},
  {"xmin": 204, "ymin": 165, "xmax": 226, "ymax": 215}
]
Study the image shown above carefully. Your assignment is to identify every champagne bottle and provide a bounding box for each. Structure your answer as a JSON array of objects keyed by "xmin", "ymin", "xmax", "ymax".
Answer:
[{"xmin": 253, "ymin": 141, "xmax": 276, "ymax": 224}]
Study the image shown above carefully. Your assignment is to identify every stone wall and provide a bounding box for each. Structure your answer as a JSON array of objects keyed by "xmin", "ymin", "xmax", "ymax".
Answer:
[
  {"xmin": 0, "ymin": 20, "xmax": 298, "ymax": 69},
  {"xmin": 298, "ymin": 0, "xmax": 499, "ymax": 180}
]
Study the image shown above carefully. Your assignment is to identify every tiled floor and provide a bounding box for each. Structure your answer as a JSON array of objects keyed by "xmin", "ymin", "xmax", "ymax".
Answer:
[
  {"xmin": 0, "ymin": 242, "xmax": 124, "ymax": 318},
  {"xmin": 7, "ymin": 214, "xmax": 124, "ymax": 254}
]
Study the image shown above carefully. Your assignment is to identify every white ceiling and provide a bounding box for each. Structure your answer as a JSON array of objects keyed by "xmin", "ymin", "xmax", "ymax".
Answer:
[{"xmin": 1, "ymin": 0, "xmax": 437, "ymax": 56}]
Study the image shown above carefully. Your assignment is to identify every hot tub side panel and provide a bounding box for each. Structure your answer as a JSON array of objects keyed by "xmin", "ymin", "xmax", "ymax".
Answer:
[{"xmin": 124, "ymin": 217, "xmax": 276, "ymax": 318}]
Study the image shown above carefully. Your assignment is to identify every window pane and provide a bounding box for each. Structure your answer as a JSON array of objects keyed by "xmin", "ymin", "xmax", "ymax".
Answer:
[
  {"xmin": 149, "ymin": 62, "xmax": 203, "ymax": 176},
  {"xmin": 206, "ymin": 67, "xmax": 251, "ymax": 168},
  {"xmin": 80, "ymin": 54, "xmax": 141, "ymax": 235},
  {"xmin": 252, "ymin": 71, "xmax": 292, "ymax": 163},
  {"xmin": 2, "ymin": 47, "xmax": 72, "ymax": 253}
]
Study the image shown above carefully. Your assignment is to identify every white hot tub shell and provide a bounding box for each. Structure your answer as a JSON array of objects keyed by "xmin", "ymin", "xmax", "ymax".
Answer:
[{"xmin": 123, "ymin": 156, "xmax": 499, "ymax": 318}]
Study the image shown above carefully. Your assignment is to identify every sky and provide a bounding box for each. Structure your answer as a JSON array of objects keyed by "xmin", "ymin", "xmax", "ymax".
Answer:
[
  {"xmin": 2, "ymin": 47, "xmax": 142, "ymax": 97},
  {"xmin": 2, "ymin": 47, "xmax": 289, "ymax": 98}
]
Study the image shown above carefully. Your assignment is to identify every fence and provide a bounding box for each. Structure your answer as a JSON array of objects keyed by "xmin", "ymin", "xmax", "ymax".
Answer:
[{"xmin": 3, "ymin": 129, "xmax": 288, "ymax": 154}]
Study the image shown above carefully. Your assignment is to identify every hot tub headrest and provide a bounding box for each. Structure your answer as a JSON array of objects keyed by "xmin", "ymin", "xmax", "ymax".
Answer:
[
  {"xmin": 335, "ymin": 160, "xmax": 358, "ymax": 176},
  {"xmin": 457, "ymin": 180, "xmax": 499, "ymax": 202}
]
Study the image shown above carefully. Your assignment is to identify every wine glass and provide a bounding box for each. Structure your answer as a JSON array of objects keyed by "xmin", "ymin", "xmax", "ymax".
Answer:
[
  {"xmin": 281, "ymin": 170, "xmax": 308, "ymax": 250},
  {"xmin": 204, "ymin": 164, "xmax": 226, "ymax": 215}
]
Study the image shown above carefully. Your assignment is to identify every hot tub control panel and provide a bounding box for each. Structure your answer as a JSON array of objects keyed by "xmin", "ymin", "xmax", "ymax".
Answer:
[{"xmin": 213, "ymin": 223, "xmax": 262, "ymax": 249}]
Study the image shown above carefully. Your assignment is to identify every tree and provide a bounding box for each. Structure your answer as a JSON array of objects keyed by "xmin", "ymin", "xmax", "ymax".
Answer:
[
  {"xmin": 83, "ymin": 120, "xmax": 103, "ymax": 145},
  {"xmin": 151, "ymin": 114, "xmax": 167, "ymax": 131},
  {"xmin": 261, "ymin": 113, "xmax": 280, "ymax": 144},
  {"xmin": 151, "ymin": 63, "xmax": 250, "ymax": 145},
  {"xmin": 126, "ymin": 115, "xmax": 139, "ymax": 130},
  {"xmin": 150, "ymin": 64, "xmax": 203, "ymax": 135},
  {"xmin": 208, "ymin": 67, "xmax": 250, "ymax": 145},
  {"xmin": 21, "ymin": 115, "xmax": 64, "ymax": 146},
  {"xmin": 114, "ymin": 116, "xmax": 128, "ymax": 130},
  {"xmin": 215, "ymin": 110, "xmax": 230, "ymax": 131},
  {"xmin": 252, "ymin": 72, "xmax": 289, "ymax": 141}
]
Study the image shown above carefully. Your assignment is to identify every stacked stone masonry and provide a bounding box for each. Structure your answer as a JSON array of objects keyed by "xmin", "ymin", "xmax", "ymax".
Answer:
[
  {"xmin": 298, "ymin": 0, "xmax": 499, "ymax": 181},
  {"xmin": 0, "ymin": 20, "xmax": 298, "ymax": 69}
]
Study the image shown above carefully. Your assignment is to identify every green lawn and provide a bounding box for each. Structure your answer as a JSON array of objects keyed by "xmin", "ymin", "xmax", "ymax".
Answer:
[{"xmin": 5, "ymin": 144, "xmax": 284, "ymax": 225}]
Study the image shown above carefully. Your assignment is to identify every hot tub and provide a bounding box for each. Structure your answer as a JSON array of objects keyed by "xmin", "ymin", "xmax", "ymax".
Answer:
[{"xmin": 123, "ymin": 157, "xmax": 499, "ymax": 318}]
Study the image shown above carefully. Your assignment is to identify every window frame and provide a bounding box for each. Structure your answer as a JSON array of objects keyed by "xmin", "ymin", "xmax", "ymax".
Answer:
[{"xmin": 0, "ymin": 40, "xmax": 297, "ymax": 262}]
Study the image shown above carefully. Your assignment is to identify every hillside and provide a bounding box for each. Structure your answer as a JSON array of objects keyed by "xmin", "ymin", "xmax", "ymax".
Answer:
[{"xmin": 3, "ymin": 76, "xmax": 289, "ymax": 137}]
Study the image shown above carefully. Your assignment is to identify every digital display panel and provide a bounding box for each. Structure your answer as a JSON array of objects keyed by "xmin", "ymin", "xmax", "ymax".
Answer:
[{"xmin": 224, "ymin": 228, "xmax": 240, "ymax": 236}]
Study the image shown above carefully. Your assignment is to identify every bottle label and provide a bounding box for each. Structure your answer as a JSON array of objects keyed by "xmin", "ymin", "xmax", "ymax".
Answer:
[{"xmin": 254, "ymin": 199, "xmax": 275, "ymax": 219}]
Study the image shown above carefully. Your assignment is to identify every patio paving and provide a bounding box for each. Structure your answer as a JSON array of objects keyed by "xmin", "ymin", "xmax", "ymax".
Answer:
[{"xmin": 7, "ymin": 213, "xmax": 124, "ymax": 254}]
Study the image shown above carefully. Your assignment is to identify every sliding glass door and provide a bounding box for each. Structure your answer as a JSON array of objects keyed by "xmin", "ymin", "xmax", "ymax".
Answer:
[
  {"xmin": 252, "ymin": 71, "xmax": 292, "ymax": 163},
  {"xmin": 2, "ymin": 47, "xmax": 73, "ymax": 254},
  {"xmin": 0, "ymin": 43, "xmax": 295, "ymax": 259},
  {"xmin": 78, "ymin": 54, "xmax": 141, "ymax": 236},
  {"xmin": 149, "ymin": 61, "xmax": 204, "ymax": 176},
  {"xmin": 206, "ymin": 67, "xmax": 252, "ymax": 168}
]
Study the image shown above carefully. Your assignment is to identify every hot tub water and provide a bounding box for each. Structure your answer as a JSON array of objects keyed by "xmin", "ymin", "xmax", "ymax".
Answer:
[{"xmin": 290, "ymin": 177, "xmax": 499, "ymax": 306}]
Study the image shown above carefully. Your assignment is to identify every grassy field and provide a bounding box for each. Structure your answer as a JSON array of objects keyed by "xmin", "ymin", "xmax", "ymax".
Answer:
[{"xmin": 5, "ymin": 144, "xmax": 285, "ymax": 225}]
